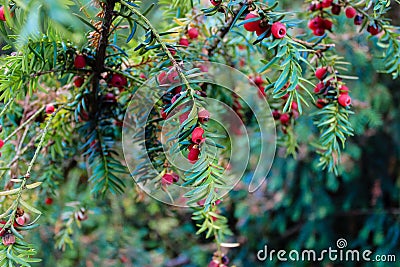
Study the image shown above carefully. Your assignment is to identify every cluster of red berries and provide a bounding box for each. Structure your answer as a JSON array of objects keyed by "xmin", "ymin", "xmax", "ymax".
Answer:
[
  {"xmin": 313, "ymin": 67, "xmax": 352, "ymax": 108},
  {"xmin": 308, "ymin": 16, "xmax": 333, "ymax": 36},
  {"xmin": 251, "ymin": 75, "xmax": 266, "ymax": 98},
  {"xmin": 0, "ymin": 209, "xmax": 28, "ymax": 246},
  {"xmin": 179, "ymin": 27, "xmax": 199, "ymax": 48},
  {"xmin": 243, "ymin": 12, "xmax": 287, "ymax": 39},
  {"xmin": 188, "ymin": 126, "xmax": 206, "ymax": 164}
]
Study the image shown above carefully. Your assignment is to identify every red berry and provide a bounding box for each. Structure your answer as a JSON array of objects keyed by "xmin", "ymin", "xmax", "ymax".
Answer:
[
  {"xmin": 321, "ymin": 0, "xmax": 333, "ymax": 8},
  {"xmin": 313, "ymin": 27, "xmax": 325, "ymax": 36},
  {"xmin": 167, "ymin": 70, "xmax": 179, "ymax": 83},
  {"xmin": 198, "ymin": 108, "xmax": 210, "ymax": 123},
  {"xmin": 271, "ymin": 22, "xmax": 287, "ymax": 39},
  {"xmin": 314, "ymin": 82, "xmax": 325, "ymax": 93},
  {"xmin": 105, "ymin": 93, "xmax": 116, "ymax": 102},
  {"xmin": 208, "ymin": 260, "xmax": 219, "ymax": 267},
  {"xmin": 158, "ymin": 71, "xmax": 168, "ymax": 85},
  {"xmin": 171, "ymin": 93, "xmax": 180, "ymax": 104},
  {"xmin": 210, "ymin": 0, "xmax": 221, "ymax": 6},
  {"xmin": 315, "ymin": 67, "xmax": 327, "ymax": 80},
  {"xmin": 192, "ymin": 127, "xmax": 205, "ymax": 144},
  {"xmin": 291, "ymin": 101, "xmax": 298, "ymax": 110},
  {"xmin": 74, "ymin": 55, "xmax": 86, "ymax": 69},
  {"xmin": 45, "ymin": 197, "xmax": 53, "ymax": 205},
  {"xmin": 339, "ymin": 85, "xmax": 349, "ymax": 94},
  {"xmin": 367, "ymin": 24, "xmax": 381, "ymax": 35},
  {"xmin": 74, "ymin": 76, "xmax": 84, "ymax": 87},
  {"xmin": 0, "ymin": 6, "xmax": 6, "ymax": 21},
  {"xmin": 2, "ymin": 233, "xmax": 15, "ymax": 246},
  {"xmin": 345, "ymin": 7, "xmax": 357, "ymax": 18},
  {"xmin": 188, "ymin": 147, "xmax": 200, "ymax": 163},
  {"xmin": 139, "ymin": 73, "xmax": 147, "ymax": 79},
  {"xmin": 308, "ymin": 17, "xmax": 324, "ymax": 30},
  {"xmin": 338, "ymin": 94, "xmax": 352, "ymax": 107},
  {"xmin": 243, "ymin": 13, "xmax": 262, "ymax": 32},
  {"xmin": 16, "ymin": 217, "xmax": 25, "ymax": 226},
  {"xmin": 161, "ymin": 172, "xmax": 179, "ymax": 186},
  {"xmin": 272, "ymin": 110, "xmax": 281, "ymax": 120},
  {"xmin": 253, "ymin": 76, "xmax": 263, "ymax": 86},
  {"xmin": 179, "ymin": 38, "xmax": 189, "ymax": 47},
  {"xmin": 331, "ymin": 4, "xmax": 341, "ymax": 15},
  {"xmin": 179, "ymin": 111, "xmax": 190, "ymax": 123},
  {"xmin": 257, "ymin": 86, "xmax": 266, "ymax": 98},
  {"xmin": 46, "ymin": 105, "xmax": 55, "ymax": 114},
  {"xmin": 316, "ymin": 99, "xmax": 326, "ymax": 109},
  {"xmin": 111, "ymin": 74, "xmax": 127, "ymax": 88},
  {"xmin": 0, "ymin": 139, "xmax": 4, "ymax": 149},
  {"xmin": 161, "ymin": 109, "xmax": 168, "ymax": 120},
  {"xmin": 280, "ymin": 113, "xmax": 290, "ymax": 125},
  {"xmin": 188, "ymin": 28, "xmax": 199, "ymax": 39},
  {"xmin": 323, "ymin": 19, "xmax": 333, "ymax": 31}
]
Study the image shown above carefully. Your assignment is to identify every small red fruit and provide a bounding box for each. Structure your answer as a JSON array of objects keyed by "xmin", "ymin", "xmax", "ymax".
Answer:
[
  {"xmin": 253, "ymin": 76, "xmax": 263, "ymax": 86},
  {"xmin": 210, "ymin": 0, "xmax": 221, "ymax": 6},
  {"xmin": 257, "ymin": 86, "xmax": 266, "ymax": 98},
  {"xmin": 243, "ymin": 13, "xmax": 262, "ymax": 32},
  {"xmin": 331, "ymin": 4, "xmax": 341, "ymax": 15},
  {"xmin": 161, "ymin": 172, "xmax": 179, "ymax": 186},
  {"xmin": 271, "ymin": 22, "xmax": 287, "ymax": 39},
  {"xmin": 280, "ymin": 113, "xmax": 290, "ymax": 125},
  {"xmin": 179, "ymin": 38, "xmax": 189, "ymax": 47},
  {"xmin": 315, "ymin": 67, "xmax": 327, "ymax": 80},
  {"xmin": 208, "ymin": 260, "xmax": 219, "ymax": 267},
  {"xmin": 192, "ymin": 127, "xmax": 205, "ymax": 144},
  {"xmin": 354, "ymin": 14, "xmax": 363, "ymax": 25},
  {"xmin": 74, "ymin": 55, "xmax": 86, "ymax": 69},
  {"xmin": 338, "ymin": 94, "xmax": 352, "ymax": 107},
  {"xmin": 339, "ymin": 85, "xmax": 349, "ymax": 94},
  {"xmin": 188, "ymin": 28, "xmax": 199, "ymax": 39},
  {"xmin": 179, "ymin": 111, "xmax": 190, "ymax": 123},
  {"xmin": 316, "ymin": 99, "xmax": 326, "ymax": 109},
  {"xmin": 46, "ymin": 104, "xmax": 55, "ymax": 114},
  {"xmin": 314, "ymin": 82, "xmax": 325, "ymax": 93},
  {"xmin": 74, "ymin": 76, "xmax": 84, "ymax": 87},
  {"xmin": 105, "ymin": 93, "xmax": 116, "ymax": 102},
  {"xmin": 188, "ymin": 147, "xmax": 200, "ymax": 164},
  {"xmin": 321, "ymin": 0, "xmax": 333, "ymax": 8},
  {"xmin": 308, "ymin": 17, "xmax": 324, "ymax": 30},
  {"xmin": 291, "ymin": 101, "xmax": 298, "ymax": 111},
  {"xmin": 161, "ymin": 109, "xmax": 168, "ymax": 120},
  {"xmin": 323, "ymin": 19, "xmax": 333, "ymax": 31},
  {"xmin": 198, "ymin": 109, "xmax": 210, "ymax": 123},
  {"xmin": 272, "ymin": 110, "xmax": 281, "ymax": 120},
  {"xmin": 2, "ymin": 233, "xmax": 15, "ymax": 246},
  {"xmin": 345, "ymin": 7, "xmax": 357, "ymax": 19},
  {"xmin": 15, "ymin": 217, "xmax": 25, "ymax": 226},
  {"xmin": 45, "ymin": 197, "xmax": 53, "ymax": 205},
  {"xmin": 167, "ymin": 70, "xmax": 179, "ymax": 83},
  {"xmin": 111, "ymin": 74, "xmax": 127, "ymax": 88},
  {"xmin": 0, "ymin": 139, "xmax": 4, "ymax": 149},
  {"xmin": 367, "ymin": 24, "xmax": 381, "ymax": 35},
  {"xmin": 158, "ymin": 71, "xmax": 168, "ymax": 85},
  {"xmin": 0, "ymin": 6, "xmax": 6, "ymax": 21}
]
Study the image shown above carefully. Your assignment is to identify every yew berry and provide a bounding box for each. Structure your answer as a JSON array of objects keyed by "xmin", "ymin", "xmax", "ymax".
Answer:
[
  {"xmin": 46, "ymin": 104, "xmax": 55, "ymax": 114},
  {"xmin": 244, "ymin": 13, "xmax": 262, "ymax": 32},
  {"xmin": 339, "ymin": 85, "xmax": 349, "ymax": 94},
  {"xmin": 0, "ymin": 139, "xmax": 4, "ymax": 149},
  {"xmin": 179, "ymin": 38, "xmax": 189, "ymax": 47},
  {"xmin": 15, "ymin": 216, "xmax": 25, "ymax": 226},
  {"xmin": 323, "ymin": 19, "xmax": 333, "ymax": 31},
  {"xmin": 210, "ymin": 0, "xmax": 221, "ymax": 6},
  {"xmin": 272, "ymin": 110, "xmax": 281, "ymax": 120},
  {"xmin": 314, "ymin": 82, "xmax": 325, "ymax": 93},
  {"xmin": 315, "ymin": 67, "xmax": 327, "ymax": 80},
  {"xmin": 345, "ymin": 7, "xmax": 357, "ymax": 19},
  {"xmin": 280, "ymin": 113, "xmax": 290, "ymax": 125},
  {"xmin": 105, "ymin": 93, "xmax": 116, "ymax": 102},
  {"xmin": 367, "ymin": 24, "xmax": 381, "ymax": 35},
  {"xmin": 188, "ymin": 147, "xmax": 200, "ymax": 163},
  {"xmin": 271, "ymin": 22, "xmax": 287, "ymax": 39},
  {"xmin": 179, "ymin": 111, "xmax": 190, "ymax": 123},
  {"xmin": 253, "ymin": 76, "xmax": 263, "ymax": 86},
  {"xmin": 168, "ymin": 47, "xmax": 176, "ymax": 56},
  {"xmin": 171, "ymin": 93, "xmax": 180, "ymax": 104},
  {"xmin": 139, "ymin": 73, "xmax": 147, "ymax": 79},
  {"xmin": 2, "ymin": 233, "xmax": 15, "ymax": 246},
  {"xmin": 308, "ymin": 17, "xmax": 324, "ymax": 30},
  {"xmin": 316, "ymin": 99, "xmax": 326, "ymax": 109},
  {"xmin": 258, "ymin": 86, "xmax": 266, "ymax": 98},
  {"xmin": 158, "ymin": 71, "xmax": 168, "ymax": 85},
  {"xmin": 321, "ymin": 0, "xmax": 333, "ymax": 8},
  {"xmin": 74, "ymin": 76, "xmax": 84, "ymax": 87},
  {"xmin": 313, "ymin": 28, "xmax": 325, "ymax": 36},
  {"xmin": 331, "ymin": 4, "xmax": 341, "ymax": 15},
  {"xmin": 338, "ymin": 94, "xmax": 352, "ymax": 107},
  {"xmin": 74, "ymin": 55, "xmax": 86, "ymax": 69},
  {"xmin": 161, "ymin": 172, "xmax": 179, "ymax": 186},
  {"xmin": 0, "ymin": 6, "xmax": 6, "ymax": 21},
  {"xmin": 188, "ymin": 28, "xmax": 199, "ymax": 39},
  {"xmin": 111, "ymin": 74, "xmax": 127, "ymax": 88},
  {"xmin": 198, "ymin": 108, "xmax": 210, "ymax": 123},
  {"xmin": 354, "ymin": 14, "xmax": 363, "ymax": 25},
  {"xmin": 161, "ymin": 109, "xmax": 168, "ymax": 120},
  {"xmin": 192, "ymin": 127, "xmax": 205, "ymax": 144},
  {"xmin": 208, "ymin": 260, "xmax": 219, "ymax": 267},
  {"xmin": 167, "ymin": 70, "xmax": 179, "ymax": 83},
  {"xmin": 291, "ymin": 101, "xmax": 298, "ymax": 111},
  {"xmin": 45, "ymin": 197, "xmax": 53, "ymax": 205}
]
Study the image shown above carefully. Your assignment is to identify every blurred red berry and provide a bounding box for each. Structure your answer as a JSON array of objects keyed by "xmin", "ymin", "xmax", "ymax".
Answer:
[
  {"xmin": 167, "ymin": 70, "xmax": 179, "ymax": 83},
  {"xmin": 105, "ymin": 93, "xmax": 116, "ymax": 102},
  {"xmin": 244, "ymin": 13, "xmax": 262, "ymax": 32},
  {"xmin": 74, "ymin": 76, "xmax": 84, "ymax": 87},
  {"xmin": 74, "ymin": 55, "xmax": 86, "ymax": 69},
  {"xmin": 291, "ymin": 101, "xmax": 298, "ymax": 110},
  {"xmin": 339, "ymin": 85, "xmax": 349, "ymax": 94},
  {"xmin": 272, "ymin": 110, "xmax": 281, "ymax": 120},
  {"xmin": 280, "ymin": 113, "xmax": 290, "ymax": 125},
  {"xmin": 192, "ymin": 127, "xmax": 205, "ymax": 144},
  {"xmin": 179, "ymin": 38, "xmax": 189, "ymax": 47},
  {"xmin": 111, "ymin": 74, "xmax": 127, "ymax": 88},
  {"xmin": 308, "ymin": 17, "xmax": 324, "ymax": 30},
  {"xmin": 331, "ymin": 4, "xmax": 341, "ymax": 15},
  {"xmin": 188, "ymin": 28, "xmax": 199, "ymax": 39},
  {"xmin": 313, "ymin": 27, "xmax": 325, "ymax": 36},
  {"xmin": 198, "ymin": 108, "xmax": 210, "ymax": 123},
  {"xmin": 179, "ymin": 111, "xmax": 190, "ymax": 123},
  {"xmin": 367, "ymin": 24, "xmax": 381, "ymax": 35},
  {"xmin": 321, "ymin": 0, "xmax": 333, "ymax": 8},
  {"xmin": 314, "ymin": 82, "xmax": 325, "ymax": 93},
  {"xmin": 210, "ymin": 0, "xmax": 221, "ymax": 6},
  {"xmin": 45, "ymin": 197, "xmax": 53, "ymax": 205},
  {"xmin": 161, "ymin": 172, "xmax": 179, "ymax": 186},
  {"xmin": 323, "ymin": 19, "xmax": 333, "ymax": 31},
  {"xmin": 253, "ymin": 76, "xmax": 263, "ymax": 86},
  {"xmin": 354, "ymin": 14, "xmax": 363, "ymax": 25},
  {"xmin": 2, "ymin": 233, "xmax": 15, "ymax": 246},
  {"xmin": 188, "ymin": 147, "xmax": 200, "ymax": 163},
  {"xmin": 316, "ymin": 99, "xmax": 326, "ymax": 109},
  {"xmin": 345, "ymin": 7, "xmax": 357, "ymax": 18},
  {"xmin": 46, "ymin": 104, "xmax": 55, "ymax": 114},
  {"xmin": 158, "ymin": 71, "xmax": 168, "ymax": 85},
  {"xmin": 338, "ymin": 94, "xmax": 352, "ymax": 107},
  {"xmin": 0, "ymin": 139, "xmax": 4, "ymax": 149},
  {"xmin": 315, "ymin": 67, "xmax": 327, "ymax": 80},
  {"xmin": 16, "ymin": 216, "xmax": 25, "ymax": 226}
]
